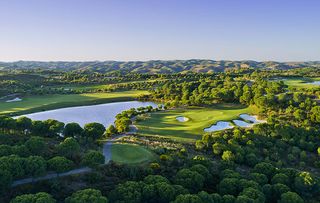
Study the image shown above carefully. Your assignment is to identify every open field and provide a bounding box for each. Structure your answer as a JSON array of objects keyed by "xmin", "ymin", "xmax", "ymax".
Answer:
[
  {"xmin": 111, "ymin": 143, "xmax": 155, "ymax": 164},
  {"xmin": 0, "ymin": 90, "xmax": 148, "ymax": 115},
  {"xmin": 135, "ymin": 104, "xmax": 256, "ymax": 142}
]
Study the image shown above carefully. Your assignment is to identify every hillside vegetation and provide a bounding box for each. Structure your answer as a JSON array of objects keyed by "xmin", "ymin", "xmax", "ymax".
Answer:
[{"xmin": 1, "ymin": 60, "xmax": 320, "ymax": 74}]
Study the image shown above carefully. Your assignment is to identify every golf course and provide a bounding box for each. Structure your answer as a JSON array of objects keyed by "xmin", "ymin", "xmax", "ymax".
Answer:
[
  {"xmin": 0, "ymin": 90, "xmax": 148, "ymax": 115},
  {"xmin": 135, "ymin": 104, "xmax": 257, "ymax": 142}
]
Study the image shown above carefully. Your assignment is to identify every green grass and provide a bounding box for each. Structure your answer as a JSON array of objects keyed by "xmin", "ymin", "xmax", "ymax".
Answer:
[
  {"xmin": 135, "ymin": 104, "xmax": 256, "ymax": 142},
  {"xmin": 111, "ymin": 143, "xmax": 155, "ymax": 164},
  {"xmin": 0, "ymin": 90, "xmax": 149, "ymax": 116}
]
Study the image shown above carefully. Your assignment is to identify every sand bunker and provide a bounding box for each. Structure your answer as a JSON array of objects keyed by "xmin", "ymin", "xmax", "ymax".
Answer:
[
  {"xmin": 176, "ymin": 116, "xmax": 189, "ymax": 122},
  {"xmin": 6, "ymin": 97, "xmax": 22, "ymax": 102}
]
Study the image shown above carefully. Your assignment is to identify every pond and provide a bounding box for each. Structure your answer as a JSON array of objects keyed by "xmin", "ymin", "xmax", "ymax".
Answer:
[
  {"xmin": 176, "ymin": 116, "xmax": 189, "ymax": 122},
  {"xmin": 204, "ymin": 121, "xmax": 234, "ymax": 132},
  {"xmin": 16, "ymin": 101, "xmax": 158, "ymax": 127}
]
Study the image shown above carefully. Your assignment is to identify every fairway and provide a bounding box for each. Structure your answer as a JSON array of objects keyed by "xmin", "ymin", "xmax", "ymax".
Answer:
[
  {"xmin": 282, "ymin": 77, "xmax": 320, "ymax": 89},
  {"xmin": 135, "ymin": 104, "xmax": 256, "ymax": 142},
  {"xmin": 111, "ymin": 143, "xmax": 155, "ymax": 164},
  {"xmin": 0, "ymin": 90, "xmax": 148, "ymax": 115}
]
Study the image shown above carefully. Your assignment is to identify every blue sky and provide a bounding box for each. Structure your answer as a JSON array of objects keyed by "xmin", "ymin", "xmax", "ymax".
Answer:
[{"xmin": 0, "ymin": 0, "xmax": 319, "ymax": 61}]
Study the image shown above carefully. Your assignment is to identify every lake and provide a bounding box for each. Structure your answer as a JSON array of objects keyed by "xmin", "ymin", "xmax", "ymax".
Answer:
[{"xmin": 16, "ymin": 101, "xmax": 158, "ymax": 127}]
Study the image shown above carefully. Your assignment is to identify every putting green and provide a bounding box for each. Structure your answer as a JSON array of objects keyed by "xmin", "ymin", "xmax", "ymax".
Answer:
[
  {"xmin": 0, "ymin": 90, "xmax": 148, "ymax": 115},
  {"xmin": 135, "ymin": 104, "xmax": 256, "ymax": 142},
  {"xmin": 111, "ymin": 143, "xmax": 155, "ymax": 164}
]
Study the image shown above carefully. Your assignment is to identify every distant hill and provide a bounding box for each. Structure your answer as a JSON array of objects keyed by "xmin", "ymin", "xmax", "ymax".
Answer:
[{"xmin": 0, "ymin": 60, "xmax": 319, "ymax": 74}]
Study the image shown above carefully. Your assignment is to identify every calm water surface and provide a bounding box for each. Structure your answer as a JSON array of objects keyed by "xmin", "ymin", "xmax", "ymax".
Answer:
[{"xmin": 16, "ymin": 101, "xmax": 158, "ymax": 127}]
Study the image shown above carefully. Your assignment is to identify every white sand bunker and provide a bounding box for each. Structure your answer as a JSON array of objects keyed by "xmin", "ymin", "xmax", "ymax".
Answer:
[
  {"xmin": 176, "ymin": 116, "xmax": 189, "ymax": 122},
  {"xmin": 239, "ymin": 114, "xmax": 266, "ymax": 124},
  {"xmin": 233, "ymin": 119, "xmax": 252, "ymax": 127},
  {"xmin": 6, "ymin": 97, "xmax": 22, "ymax": 102},
  {"xmin": 204, "ymin": 121, "xmax": 234, "ymax": 132}
]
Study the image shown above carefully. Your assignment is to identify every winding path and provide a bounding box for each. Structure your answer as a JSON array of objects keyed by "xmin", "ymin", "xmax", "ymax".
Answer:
[{"xmin": 11, "ymin": 167, "xmax": 91, "ymax": 187}]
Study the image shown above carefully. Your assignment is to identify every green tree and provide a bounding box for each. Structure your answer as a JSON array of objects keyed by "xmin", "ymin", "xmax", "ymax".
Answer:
[
  {"xmin": 25, "ymin": 136, "xmax": 46, "ymax": 155},
  {"xmin": 294, "ymin": 171, "xmax": 319, "ymax": 197},
  {"xmin": 63, "ymin": 123, "xmax": 83, "ymax": 138},
  {"xmin": 250, "ymin": 173, "xmax": 268, "ymax": 186},
  {"xmin": 253, "ymin": 162, "xmax": 276, "ymax": 178},
  {"xmin": 10, "ymin": 192, "xmax": 56, "ymax": 203},
  {"xmin": 279, "ymin": 192, "xmax": 304, "ymax": 203},
  {"xmin": 24, "ymin": 156, "xmax": 47, "ymax": 177},
  {"xmin": 0, "ymin": 155, "xmax": 25, "ymax": 178},
  {"xmin": 222, "ymin": 150, "xmax": 235, "ymax": 162},
  {"xmin": 83, "ymin": 123, "xmax": 106, "ymax": 140},
  {"xmin": 0, "ymin": 169, "xmax": 12, "ymax": 191},
  {"xmin": 65, "ymin": 188, "xmax": 108, "ymax": 203},
  {"xmin": 144, "ymin": 175, "xmax": 169, "ymax": 184},
  {"xmin": 106, "ymin": 125, "xmax": 117, "ymax": 137},
  {"xmin": 173, "ymin": 194, "xmax": 202, "ymax": 203},
  {"xmin": 47, "ymin": 156, "xmax": 73, "ymax": 173},
  {"xmin": 239, "ymin": 187, "xmax": 265, "ymax": 203},
  {"xmin": 175, "ymin": 169, "xmax": 205, "ymax": 193},
  {"xmin": 57, "ymin": 137, "xmax": 80, "ymax": 159},
  {"xmin": 271, "ymin": 173, "xmax": 289, "ymax": 185},
  {"xmin": 109, "ymin": 181, "xmax": 144, "ymax": 203},
  {"xmin": 81, "ymin": 150, "xmax": 104, "ymax": 167},
  {"xmin": 16, "ymin": 117, "xmax": 32, "ymax": 133},
  {"xmin": 43, "ymin": 119, "xmax": 65, "ymax": 137},
  {"xmin": 218, "ymin": 178, "xmax": 238, "ymax": 195}
]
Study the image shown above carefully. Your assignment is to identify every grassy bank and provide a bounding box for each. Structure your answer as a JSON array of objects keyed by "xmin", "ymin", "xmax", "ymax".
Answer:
[
  {"xmin": 135, "ymin": 104, "xmax": 256, "ymax": 142},
  {"xmin": 0, "ymin": 90, "xmax": 148, "ymax": 116}
]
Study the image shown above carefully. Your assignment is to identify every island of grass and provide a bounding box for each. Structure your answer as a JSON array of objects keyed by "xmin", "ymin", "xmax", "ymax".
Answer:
[
  {"xmin": 111, "ymin": 143, "xmax": 155, "ymax": 164},
  {"xmin": 135, "ymin": 104, "xmax": 257, "ymax": 142},
  {"xmin": 0, "ymin": 90, "xmax": 149, "ymax": 116}
]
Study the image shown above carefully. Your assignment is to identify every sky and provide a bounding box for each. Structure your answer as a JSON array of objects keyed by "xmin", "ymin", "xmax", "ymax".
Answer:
[{"xmin": 0, "ymin": 0, "xmax": 319, "ymax": 62}]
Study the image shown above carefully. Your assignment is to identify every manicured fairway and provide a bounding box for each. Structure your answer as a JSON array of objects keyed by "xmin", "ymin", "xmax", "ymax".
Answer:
[
  {"xmin": 135, "ymin": 104, "xmax": 256, "ymax": 142},
  {"xmin": 111, "ymin": 143, "xmax": 155, "ymax": 164},
  {"xmin": 0, "ymin": 90, "xmax": 148, "ymax": 115}
]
